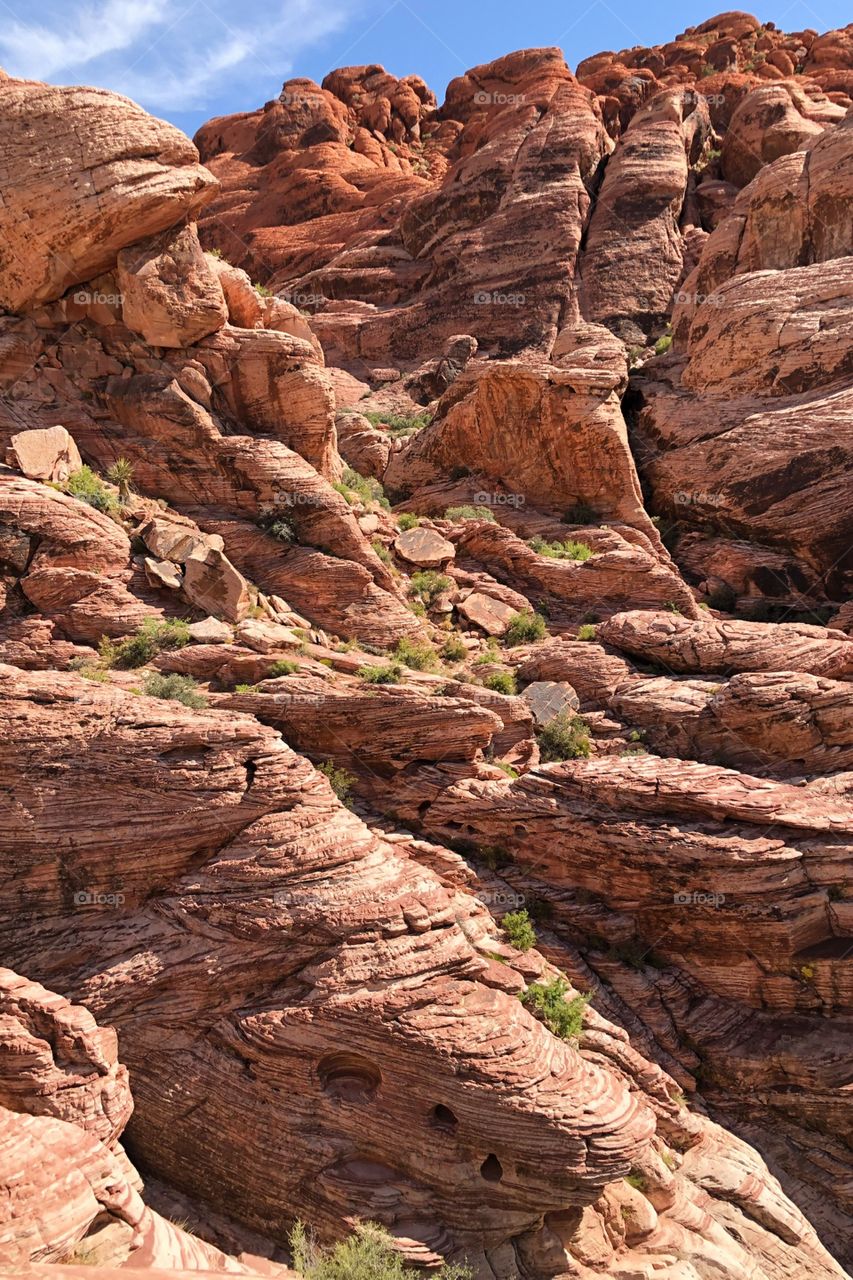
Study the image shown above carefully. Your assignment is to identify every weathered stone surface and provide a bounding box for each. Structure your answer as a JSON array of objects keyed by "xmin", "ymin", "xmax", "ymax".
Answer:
[
  {"xmin": 598, "ymin": 609, "xmax": 853, "ymax": 680},
  {"xmin": 0, "ymin": 79, "xmax": 217, "ymax": 311},
  {"xmin": 521, "ymin": 680, "xmax": 580, "ymax": 725},
  {"xmin": 393, "ymin": 525, "xmax": 455, "ymax": 568},
  {"xmin": 386, "ymin": 351, "xmax": 659, "ymax": 539},
  {"xmin": 721, "ymin": 81, "xmax": 844, "ymax": 188},
  {"xmin": 6, "ymin": 426, "xmax": 81, "ymax": 483},
  {"xmin": 182, "ymin": 547, "xmax": 251, "ymax": 622},
  {"xmin": 578, "ymin": 88, "xmax": 709, "ymax": 342},
  {"xmin": 188, "ymin": 616, "xmax": 232, "ymax": 644},
  {"xmin": 117, "ymin": 223, "xmax": 228, "ymax": 348},
  {"xmin": 457, "ymin": 591, "xmax": 518, "ymax": 636}
]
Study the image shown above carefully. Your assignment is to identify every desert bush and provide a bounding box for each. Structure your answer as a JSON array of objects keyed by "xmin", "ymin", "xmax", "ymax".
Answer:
[
  {"xmin": 576, "ymin": 623, "xmax": 597, "ymax": 641},
  {"xmin": 358, "ymin": 662, "xmax": 402, "ymax": 684},
  {"xmin": 562, "ymin": 503, "xmax": 597, "ymax": 525},
  {"xmin": 504, "ymin": 611, "xmax": 547, "ymax": 646},
  {"xmin": 441, "ymin": 635, "xmax": 467, "ymax": 662},
  {"xmin": 338, "ymin": 467, "xmax": 390, "ymax": 509},
  {"xmin": 396, "ymin": 512, "xmax": 420, "ymax": 531},
  {"xmin": 268, "ymin": 659, "xmax": 299, "ymax": 677},
  {"xmin": 394, "ymin": 637, "xmax": 439, "ymax": 670},
  {"xmin": 290, "ymin": 1221, "xmax": 471, "ymax": 1280},
  {"xmin": 408, "ymin": 570, "xmax": 451, "ymax": 607},
  {"xmin": 537, "ymin": 711, "xmax": 591, "ymax": 761},
  {"xmin": 654, "ymin": 334, "xmax": 672, "ymax": 356},
  {"xmin": 106, "ymin": 457, "xmax": 134, "ymax": 502},
  {"xmin": 483, "ymin": 671, "xmax": 517, "ymax": 695},
  {"xmin": 520, "ymin": 978, "xmax": 589, "ymax": 1040},
  {"xmin": 444, "ymin": 505, "xmax": 495, "ymax": 522},
  {"xmin": 99, "ymin": 617, "xmax": 190, "ymax": 669},
  {"xmin": 502, "ymin": 908, "xmax": 536, "ymax": 951},
  {"xmin": 317, "ymin": 761, "xmax": 356, "ymax": 805},
  {"xmin": 142, "ymin": 672, "xmax": 207, "ymax": 709},
  {"xmin": 529, "ymin": 536, "xmax": 593, "ymax": 562},
  {"xmin": 64, "ymin": 466, "xmax": 118, "ymax": 514}
]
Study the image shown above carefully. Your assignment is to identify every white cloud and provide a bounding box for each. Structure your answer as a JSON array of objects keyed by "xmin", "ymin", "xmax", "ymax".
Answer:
[{"xmin": 0, "ymin": 0, "xmax": 360, "ymax": 114}]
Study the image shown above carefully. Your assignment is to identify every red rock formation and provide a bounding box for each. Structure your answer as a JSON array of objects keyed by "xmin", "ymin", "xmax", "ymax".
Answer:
[{"xmin": 2, "ymin": 13, "xmax": 853, "ymax": 1279}]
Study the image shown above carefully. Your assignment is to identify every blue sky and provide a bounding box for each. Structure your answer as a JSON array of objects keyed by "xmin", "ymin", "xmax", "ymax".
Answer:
[{"xmin": 0, "ymin": 0, "xmax": 848, "ymax": 140}]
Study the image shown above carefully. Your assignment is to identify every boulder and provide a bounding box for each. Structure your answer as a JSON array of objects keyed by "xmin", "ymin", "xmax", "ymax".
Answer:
[
  {"xmin": 521, "ymin": 680, "xmax": 581, "ymax": 725},
  {"xmin": 5, "ymin": 426, "xmax": 81, "ymax": 483},
  {"xmin": 188, "ymin": 617, "xmax": 233, "ymax": 644},
  {"xmin": 0, "ymin": 80, "xmax": 217, "ymax": 311},
  {"xmin": 457, "ymin": 591, "xmax": 518, "ymax": 636},
  {"xmin": 116, "ymin": 223, "xmax": 228, "ymax": 348},
  {"xmin": 182, "ymin": 548, "xmax": 251, "ymax": 622},
  {"xmin": 143, "ymin": 557, "xmax": 182, "ymax": 590},
  {"xmin": 393, "ymin": 525, "xmax": 455, "ymax": 568}
]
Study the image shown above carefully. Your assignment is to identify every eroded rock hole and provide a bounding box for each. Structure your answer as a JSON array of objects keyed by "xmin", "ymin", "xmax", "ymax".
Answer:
[
  {"xmin": 430, "ymin": 1103, "xmax": 458, "ymax": 1131},
  {"xmin": 317, "ymin": 1052, "xmax": 382, "ymax": 1102},
  {"xmin": 480, "ymin": 1153, "xmax": 503, "ymax": 1182}
]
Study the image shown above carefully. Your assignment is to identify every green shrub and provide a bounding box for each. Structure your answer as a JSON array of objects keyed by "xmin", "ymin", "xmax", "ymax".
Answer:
[
  {"xmin": 664, "ymin": 601, "xmax": 682, "ymax": 614},
  {"xmin": 626, "ymin": 1171, "xmax": 648, "ymax": 1191},
  {"xmin": 409, "ymin": 570, "xmax": 451, "ymax": 608},
  {"xmin": 441, "ymin": 635, "xmax": 467, "ymax": 662},
  {"xmin": 654, "ymin": 334, "xmax": 672, "ymax": 356},
  {"xmin": 268, "ymin": 659, "xmax": 299, "ymax": 677},
  {"xmin": 363, "ymin": 410, "xmax": 431, "ymax": 437},
  {"xmin": 577, "ymin": 623, "xmax": 597, "ymax": 641},
  {"xmin": 444, "ymin": 505, "xmax": 495, "ymax": 522},
  {"xmin": 99, "ymin": 617, "xmax": 190, "ymax": 669},
  {"xmin": 371, "ymin": 539, "xmax": 392, "ymax": 564},
  {"xmin": 339, "ymin": 466, "xmax": 390, "ymax": 509},
  {"xmin": 64, "ymin": 466, "xmax": 118, "ymax": 514},
  {"xmin": 317, "ymin": 761, "xmax": 356, "ymax": 806},
  {"xmin": 484, "ymin": 671, "xmax": 517, "ymax": 695},
  {"xmin": 358, "ymin": 662, "xmax": 402, "ymax": 684},
  {"xmin": 394, "ymin": 637, "xmax": 439, "ymax": 671},
  {"xmin": 520, "ymin": 978, "xmax": 589, "ymax": 1040},
  {"xmin": 290, "ymin": 1221, "xmax": 470, "ymax": 1280},
  {"xmin": 529, "ymin": 536, "xmax": 593, "ymax": 562},
  {"xmin": 537, "ymin": 711, "xmax": 591, "ymax": 761},
  {"xmin": 263, "ymin": 516, "xmax": 296, "ymax": 542},
  {"xmin": 502, "ymin": 908, "xmax": 536, "ymax": 951},
  {"xmin": 493, "ymin": 761, "xmax": 519, "ymax": 779},
  {"xmin": 253, "ymin": 281, "xmax": 273, "ymax": 297},
  {"xmin": 504, "ymin": 611, "xmax": 547, "ymax": 646},
  {"xmin": 397, "ymin": 512, "xmax": 420, "ymax": 531},
  {"xmin": 142, "ymin": 672, "xmax": 207, "ymax": 709}
]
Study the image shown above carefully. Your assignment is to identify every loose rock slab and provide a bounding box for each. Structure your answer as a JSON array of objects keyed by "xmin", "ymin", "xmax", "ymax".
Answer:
[
  {"xmin": 394, "ymin": 525, "xmax": 455, "ymax": 568},
  {"xmin": 6, "ymin": 426, "xmax": 81, "ymax": 483},
  {"xmin": 521, "ymin": 680, "xmax": 580, "ymax": 726}
]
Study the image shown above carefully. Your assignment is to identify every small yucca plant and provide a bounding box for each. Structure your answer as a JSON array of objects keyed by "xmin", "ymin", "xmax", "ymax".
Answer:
[{"xmin": 107, "ymin": 457, "xmax": 134, "ymax": 503}]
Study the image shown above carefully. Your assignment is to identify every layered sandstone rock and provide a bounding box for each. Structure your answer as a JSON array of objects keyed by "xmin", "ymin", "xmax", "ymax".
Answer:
[
  {"xmin": 0, "ymin": 667, "xmax": 847, "ymax": 1280},
  {"xmin": 0, "ymin": 81, "xmax": 217, "ymax": 311}
]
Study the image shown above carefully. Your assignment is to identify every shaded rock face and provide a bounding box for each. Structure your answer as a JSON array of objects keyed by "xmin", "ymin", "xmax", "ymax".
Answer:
[{"xmin": 1, "ymin": 14, "xmax": 853, "ymax": 1280}]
